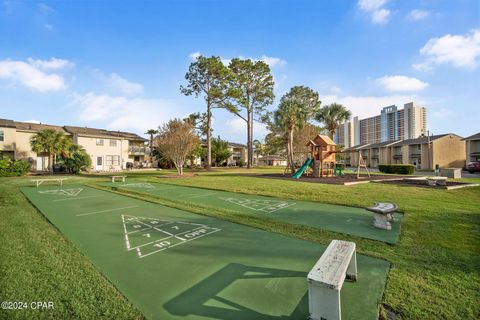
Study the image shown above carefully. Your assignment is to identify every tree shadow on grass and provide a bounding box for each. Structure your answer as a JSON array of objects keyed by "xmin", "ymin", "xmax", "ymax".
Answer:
[{"xmin": 164, "ymin": 263, "xmax": 308, "ymax": 320}]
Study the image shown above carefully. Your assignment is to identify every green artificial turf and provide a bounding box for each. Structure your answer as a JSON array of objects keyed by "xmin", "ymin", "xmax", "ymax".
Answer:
[
  {"xmin": 102, "ymin": 181, "xmax": 403, "ymax": 244},
  {"xmin": 20, "ymin": 184, "xmax": 389, "ymax": 320}
]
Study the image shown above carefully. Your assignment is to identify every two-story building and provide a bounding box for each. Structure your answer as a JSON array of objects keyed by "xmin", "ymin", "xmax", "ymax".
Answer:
[
  {"xmin": 345, "ymin": 133, "xmax": 466, "ymax": 170},
  {"xmin": 0, "ymin": 119, "xmax": 148, "ymax": 172},
  {"xmin": 463, "ymin": 133, "xmax": 480, "ymax": 163}
]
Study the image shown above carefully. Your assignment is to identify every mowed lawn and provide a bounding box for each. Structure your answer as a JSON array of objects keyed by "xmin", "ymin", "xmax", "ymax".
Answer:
[{"xmin": 1, "ymin": 168, "xmax": 480, "ymax": 319}]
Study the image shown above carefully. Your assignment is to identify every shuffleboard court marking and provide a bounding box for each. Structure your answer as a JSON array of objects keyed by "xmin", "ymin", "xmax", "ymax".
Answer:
[
  {"xmin": 53, "ymin": 195, "xmax": 104, "ymax": 202},
  {"xmin": 121, "ymin": 214, "xmax": 221, "ymax": 258},
  {"xmin": 76, "ymin": 205, "xmax": 139, "ymax": 217},
  {"xmin": 39, "ymin": 188, "xmax": 83, "ymax": 197},
  {"xmin": 219, "ymin": 197, "xmax": 296, "ymax": 213},
  {"xmin": 187, "ymin": 192, "xmax": 218, "ymax": 199},
  {"xmin": 119, "ymin": 183, "xmax": 155, "ymax": 189}
]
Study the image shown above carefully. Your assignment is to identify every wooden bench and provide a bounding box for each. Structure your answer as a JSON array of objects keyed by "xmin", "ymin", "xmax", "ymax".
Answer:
[
  {"xmin": 31, "ymin": 178, "xmax": 68, "ymax": 188},
  {"xmin": 426, "ymin": 176, "xmax": 447, "ymax": 186},
  {"xmin": 110, "ymin": 176, "xmax": 127, "ymax": 183},
  {"xmin": 307, "ymin": 240, "xmax": 357, "ymax": 320},
  {"xmin": 366, "ymin": 202, "xmax": 397, "ymax": 230}
]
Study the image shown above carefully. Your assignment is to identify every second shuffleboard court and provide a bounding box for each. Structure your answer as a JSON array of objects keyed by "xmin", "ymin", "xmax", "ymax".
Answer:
[
  {"xmin": 106, "ymin": 181, "xmax": 403, "ymax": 244},
  {"xmin": 22, "ymin": 184, "xmax": 390, "ymax": 320}
]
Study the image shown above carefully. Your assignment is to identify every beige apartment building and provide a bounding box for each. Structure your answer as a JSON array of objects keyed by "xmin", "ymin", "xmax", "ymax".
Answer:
[
  {"xmin": 463, "ymin": 133, "xmax": 480, "ymax": 162},
  {"xmin": 196, "ymin": 141, "xmax": 248, "ymax": 167},
  {"xmin": 345, "ymin": 133, "xmax": 466, "ymax": 170},
  {"xmin": 0, "ymin": 119, "xmax": 148, "ymax": 172}
]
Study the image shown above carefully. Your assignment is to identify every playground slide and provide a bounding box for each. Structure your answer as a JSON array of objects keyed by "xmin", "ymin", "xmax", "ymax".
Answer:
[{"xmin": 291, "ymin": 158, "xmax": 312, "ymax": 179}]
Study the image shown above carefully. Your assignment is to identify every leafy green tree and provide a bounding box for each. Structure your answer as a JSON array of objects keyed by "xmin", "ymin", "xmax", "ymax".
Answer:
[
  {"xmin": 227, "ymin": 58, "xmax": 275, "ymax": 169},
  {"xmin": 314, "ymin": 103, "xmax": 352, "ymax": 139},
  {"xmin": 180, "ymin": 56, "xmax": 233, "ymax": 170},
  {"xmin": 211, "ymin": 136, "xmax": 232, "ymax": 166},
  {"xmin": 59, "ymin": 144, "xmax": 92, "ymax": 174},
  {"xmin": 272, "ymin": 86, "xmax": 320, "ymax": 172},
  {"xmin": 30, "ymin": 129, "xmax": 72, "ymax": 173}
]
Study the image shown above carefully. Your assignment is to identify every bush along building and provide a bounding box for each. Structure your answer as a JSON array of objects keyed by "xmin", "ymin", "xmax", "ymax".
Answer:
[{"xmin": 0, "ymin": 119, "xmax": 148, "ymax": 172}]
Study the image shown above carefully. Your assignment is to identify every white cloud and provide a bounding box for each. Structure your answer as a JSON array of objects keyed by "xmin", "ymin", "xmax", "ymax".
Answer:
[
  {"xmin": 320, "ymin": 94, "xmax": 423, "ymax": 119},
  {"xmin": 22, "ymin": 120, "xmax": 41, "ymax": 124},
  {"xmin": 375, "ymin": 75, "xmax": 429, "ymax": 92},
  {"xmin": 408, "ymin": 9, "xmax": 430, "ymax": 21},
  {"xmin": 189, "ymin": 51, "xmax": 202, "ymax": 60},
  {"xmin": 27, "ymin": 57, "xmax": 74, "ymax": 70},
  {"xmin": 225, "ymin": 117, "xmax": 268, "ymax": 140},
  {"xmin": 106, "ymin": 73, "xmax": 144, "ymax": 95},
  {"xmin": 371, "ymin": 8, "xmax": 390, "ymax": 24},
  {"xmin": 0, "ymin": 58, "xmax": 67, "ymax": 92},
  {"xmin": 73, "ymin": 92, "xmax": 183, "ymax": 133},
  {"xmin": 222, "ymin": 55, "xmax": 286, "ymax": 68},
  {"xmin": 413, "ymin": 29, "xmax": 480, "ymax": 70},
  {"xmin": 357, "ymin": 0, "xmax": 391, "ymax": 24}
]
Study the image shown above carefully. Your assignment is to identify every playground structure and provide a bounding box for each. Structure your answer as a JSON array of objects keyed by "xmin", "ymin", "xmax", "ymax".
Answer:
[{"xmin": 292, "ymin": 134, "xmax": 370, "ymax": 179}]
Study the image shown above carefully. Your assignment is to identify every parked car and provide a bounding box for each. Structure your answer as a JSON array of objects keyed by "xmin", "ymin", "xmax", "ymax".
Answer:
[{"xmin": 466, "ymin": 161, "xmax": 480, "ymax": 173}]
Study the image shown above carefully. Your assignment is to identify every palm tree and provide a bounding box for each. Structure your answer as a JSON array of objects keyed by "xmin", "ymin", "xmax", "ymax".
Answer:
[
  {"xmin": 314, "ymin": 103, "xmax": 352, "ymax": 139},
  {"xmin": 30, "ymin": 129, "xmax": 72, "ymax": 173},
  {"xmin": 145, "ymin": 129, "xmax": 158, "ymax": 158},
  {"xmin": 273, "ymin": 86, "xmax": 321, "ymax": 173}
]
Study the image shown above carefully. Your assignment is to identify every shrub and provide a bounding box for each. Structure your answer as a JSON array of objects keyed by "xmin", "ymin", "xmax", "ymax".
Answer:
[
  {"xmin": 238, "ymin": 159, "xmax": 246, "ymax": 167},
  {"xmin": 0, "ymin": 157, "xmax": 31, "ymax": 177},
  {"xmin": 378, "ymin": 164, "xmax": 415, "ymax": 175}
]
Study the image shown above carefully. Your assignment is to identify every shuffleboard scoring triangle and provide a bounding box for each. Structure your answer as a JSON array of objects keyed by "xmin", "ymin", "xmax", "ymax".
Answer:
[
  {"xmin": 38, "ymin": 188, "xmax": 83, "ymax": 197},
  {"xmin": 121, "ymin": 214, "xmax": 221, "ymax": 258},
  {"xmin": 219, "ymin": 197, "xmax": 295, "ymax": 213}
]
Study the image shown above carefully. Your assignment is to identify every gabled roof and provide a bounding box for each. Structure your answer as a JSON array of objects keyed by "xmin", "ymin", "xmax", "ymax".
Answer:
[
  {"xmin": 463, "ymin": 132, "xmax": 480, "ymax": 141},
  {"xmin": 307, "ymin": 134, "xmax": 336, "ymax": 146},
  {"xmin": 64, "ymin": 126, "xmax": 146, "ymax": 141},
  {"xmin": 0, "ymin": 119, "xmax": 16, "ymax": 128},
  {"xmin": 344, "ymin": 143, "xmax": 370, "ymax": 151},
  {"xmin": 364, "ymin": 140, "xmax": 399, "ymax": 149},
  {"xmin": 228, "ymin": 142, "xmax": 247, "ymax": 148},
  {"xmin": 390, "ymin": 134, "xmax": 460, "ymax": 147},
  {"xmin": 15, "ymin": 121, "xmax": 67, "ymax": 133}
]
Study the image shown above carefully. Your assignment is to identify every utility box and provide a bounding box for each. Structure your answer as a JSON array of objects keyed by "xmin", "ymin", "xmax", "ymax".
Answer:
[
  {"xmin": 440, "ymin": 168, "xmax": 461, "ymax": 179},
  {"xmin": 307, "ymin": 240, "xmax": 357, "ymax": 320}
]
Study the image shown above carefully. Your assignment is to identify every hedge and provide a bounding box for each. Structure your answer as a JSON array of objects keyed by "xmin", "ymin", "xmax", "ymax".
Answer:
[
  {"xmin": 0, "ymin": 158, "xmax": 31, "ymax": 177},
  {"xmin": 378, "ymin": 164, "xmax": 415, "ymax": 175}
]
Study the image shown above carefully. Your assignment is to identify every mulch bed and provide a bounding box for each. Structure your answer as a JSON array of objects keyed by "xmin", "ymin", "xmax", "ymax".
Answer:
[
  {"xmin": 157, "ymin": 173, "xmax": 197, "ymax": 179},
  {"xmin": 259, "ymin": 173, "xmax": 406, "ymax": 185},
  {"xmin": 378, "ymin": 179, "xmax": 470, "ymax": 189}
]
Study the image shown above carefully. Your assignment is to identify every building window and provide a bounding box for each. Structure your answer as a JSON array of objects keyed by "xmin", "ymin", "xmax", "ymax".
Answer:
[
  {"xmin": 97, "ymin": 156, "xmax": 103, "ymax": 166},
  {"xmin": 109, "ymin": 139, "xmax": 118, "ymax": 147},
  {"xmin": 0, "ymin": 130, "xmax": 3, "ymax": 142},
  {"xmin": 96, "ymin": 139, "xmax": 104, "ymax": 146},
  {"xmin": 105, "ymin": 155, "xmax": 120, "ymax": 166}
]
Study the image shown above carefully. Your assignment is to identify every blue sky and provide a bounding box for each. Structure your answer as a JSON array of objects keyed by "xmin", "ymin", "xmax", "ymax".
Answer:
[{"xmin": 0, "ymin": 0, "xmax": 479, "ymax": 142}]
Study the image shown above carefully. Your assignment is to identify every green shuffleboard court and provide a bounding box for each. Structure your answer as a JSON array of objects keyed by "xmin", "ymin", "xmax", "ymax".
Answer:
[
  {"xmin": 22, "ymin": 185, "xmax": 390, "ymax": 320},
  {"xmin": 103, "ymin": 181, "xmax": 403, "ymax": 244}
]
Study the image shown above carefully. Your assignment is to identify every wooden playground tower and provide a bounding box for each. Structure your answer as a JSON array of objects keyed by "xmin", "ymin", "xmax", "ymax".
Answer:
[
  {"xmin": 306, "ymin": 134, "xmax": 370, "ymax": 178},
  {"xmin": 306, "ymin": 135, "xmax": 337, "ymax": 177}
]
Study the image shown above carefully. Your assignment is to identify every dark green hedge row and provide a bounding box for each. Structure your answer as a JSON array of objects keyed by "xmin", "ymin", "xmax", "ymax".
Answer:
[
  {"xmin": 378, "ymin": 164, "xmax": 415, "ymax": 175},
  {"xmin": 0, "ymin": 158, "xmax": 31, "ymax": 177}
]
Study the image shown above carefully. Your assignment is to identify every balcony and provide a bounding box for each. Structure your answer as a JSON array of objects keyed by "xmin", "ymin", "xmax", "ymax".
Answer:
[{"xmin": 128, "ymin": 146, "xmax": 151, "ymax": 155}]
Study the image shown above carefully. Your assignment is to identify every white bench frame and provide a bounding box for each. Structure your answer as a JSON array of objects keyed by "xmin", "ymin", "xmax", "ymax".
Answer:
[
  {"xmin": 31, "ymin": 178, "xmax": 68, "ymax": 188},
  {"xmin": 307, "ymin": 240, "xmax": 357, "ymax": 320},
  {"xmin": 110, "ymin": 176, "xmax": 127, "ymax": 183}
]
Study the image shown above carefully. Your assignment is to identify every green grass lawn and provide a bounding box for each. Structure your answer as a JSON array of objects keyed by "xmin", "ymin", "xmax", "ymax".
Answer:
[{"xmin": 1, "ymin": 168, "xmax": 480, "ymax": 319}]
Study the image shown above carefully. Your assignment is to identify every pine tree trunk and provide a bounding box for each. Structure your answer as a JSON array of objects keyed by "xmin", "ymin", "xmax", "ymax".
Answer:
[
  {"xmin": 288, "ymin": 128, "xmax": 295, "ymax": 173},
  {"xmin": 247, "ymin": 110, "xmax": 253, "ymax": 169},
  {"xmin": 206, "ymin": 99, "xmax": 212, "ymax": 171}
]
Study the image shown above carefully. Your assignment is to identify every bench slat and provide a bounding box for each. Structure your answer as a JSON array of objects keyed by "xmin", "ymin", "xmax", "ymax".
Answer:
[{"xmin": 308, "ymin": 240, "xmax": 355, "ymax": 290}]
